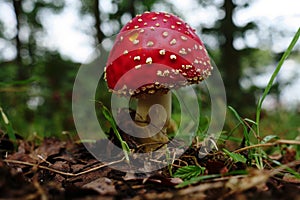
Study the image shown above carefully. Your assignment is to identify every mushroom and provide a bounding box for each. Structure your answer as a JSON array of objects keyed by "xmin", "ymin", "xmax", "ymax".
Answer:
[{"xmin": 104, "ymin": 11, "xmax": 212, "ymax": 151}]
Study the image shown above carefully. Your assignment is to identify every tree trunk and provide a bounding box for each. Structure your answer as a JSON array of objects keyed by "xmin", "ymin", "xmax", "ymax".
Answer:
[
  {"xmin": 94, "ymin": 0, "xmax": 105, "ymax": 44},
  {"xmin": 219, "ymin": 0, "xmax": 255, "ymax": 114},
  {"xmin": 12, "ymin": 0, "xmax": 27, "ymax": 80}
]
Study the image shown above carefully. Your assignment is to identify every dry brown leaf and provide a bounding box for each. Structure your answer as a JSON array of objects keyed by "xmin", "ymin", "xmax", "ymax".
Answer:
[{"xmin": 82, "ymin": 177, "xmax": 116, "ymax": 195}]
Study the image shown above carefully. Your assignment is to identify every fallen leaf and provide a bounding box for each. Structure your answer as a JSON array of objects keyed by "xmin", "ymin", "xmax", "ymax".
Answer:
[{"xmin": 82, "ymin": 177, "xmax": 116, "ymax": 195}]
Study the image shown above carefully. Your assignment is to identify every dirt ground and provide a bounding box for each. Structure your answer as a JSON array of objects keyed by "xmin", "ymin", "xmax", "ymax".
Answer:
[{"xmin": 0, "ymin": 135, "xmax": 299, "ymax": 200}]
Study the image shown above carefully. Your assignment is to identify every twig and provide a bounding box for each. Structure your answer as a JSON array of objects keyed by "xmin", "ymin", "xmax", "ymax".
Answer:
[
  {"xmin": 234, "ymin": 139, "xmax": 300, "ymax": 153},
  {"xmin": 4, "ymin": 157, "xmax": 125, "ymax": 177}
]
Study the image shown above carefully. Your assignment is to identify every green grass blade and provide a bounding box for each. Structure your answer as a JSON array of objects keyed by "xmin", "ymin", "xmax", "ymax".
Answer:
[
  {"xmin": 175, "ymin": 170, "xmax": 248, "ymax": 188},
  {"xmin": 95, "ymin": 101, "xmax": 130, "ymax": 162},
  {"xmin": 176, "ymin": 174, "xmax": 221, "ymax": 188},
  {"xmin": 256, "ymin": 28, "xmax": 300, "ymax": 137},
  {"xmin": 223, "ymin": 148, "xmax": 247, "ymax": 163},
  {"xmin": 0, "ymin": 107, "xmax": 17, "ymax": 148},
  {"xmin": 228, "ymin": 106, "xmax": 250, "ymax": 146},
  {"xmin": 253, "ymin": 28, "xmax": 300, "ymax": 169}
]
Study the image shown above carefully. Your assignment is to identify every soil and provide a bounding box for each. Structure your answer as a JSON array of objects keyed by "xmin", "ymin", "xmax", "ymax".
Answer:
[{"xmin": 0, "ymin": 134, "xmax": 299, "ymax": 200}]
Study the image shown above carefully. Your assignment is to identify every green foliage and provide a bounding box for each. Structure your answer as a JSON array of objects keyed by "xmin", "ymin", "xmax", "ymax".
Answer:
[
  {"xmin": 0, "ymin": 107, "xmax": 17, "ymax": 148},
  {"xmin": 223, "ymin": 148, "xmax": 247, "ymax": 163},
  {"xmin": 97, "ymin": 101, "xmax": 130, "ymax": 161},
  {"xmin": 270, "ymin": 159, "xmax": 300, "ymax": 180},
  {"xmin": 173, "ymin": 165, "xmax": 206, "ymax": 180},
  {"xmin": 176, "ymin": 170, "xmax": 249, "ymax": 188},
  {"xmin": 256, "ymin": 28, "xmax": 300, "ymax": 137},
  {"xmin": 176, "ymin": 174, "xmax": 221, "ymax": 188},
  {"xmin": 254, "ymin": 28, "xmax": 300, "ymax": 168},
  {"xmin": 0, "ymin": 0, "xmax": 299, "ymax": 175},
  {"xmin": 228, "ymin": 106, "xmax": 252, "ymax": 146},
  {"xmin": 261, "ymin": 135, "xmax": 280, "ymax": 144}
]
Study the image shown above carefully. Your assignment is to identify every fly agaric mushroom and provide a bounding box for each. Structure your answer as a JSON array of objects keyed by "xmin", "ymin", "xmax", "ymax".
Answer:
[{"xmin": 104, "ymin": 11, "xmax": 212, "ymax": 151}]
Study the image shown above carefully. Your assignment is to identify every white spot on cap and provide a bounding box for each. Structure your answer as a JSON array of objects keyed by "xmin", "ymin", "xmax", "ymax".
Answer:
[
  {"xmin": 147, "ymin": 41, "xmax": 154, "ymax": 47},
  {"xmin": 163, "ymin": 70, "xmax": 170, "ymax": 76},
  {"xmin": 159, "ymin": 49, "xmax": 166, "ymax": 55},
  {"xmin": 163, "ymin": 19, "xmax": 167, "ymax": 23},
  {"xmin": 170, "ymin": 38, "xmax": 176, "ymax": 45},
  {"xmin": 146, "ymin": 57, "xmax": 153, "ymax": 64},
  {"xmin": 157, "ymin": 70, "xmax": 162, "ymax": 76},
  {"xmin": 150, "ymin": 26, "xmax": 155, "ymax": 30},
  {"xmin": 176, "ymin": 21, "xmax": 182, "ymax": 25},
  {"xmin": 129, "ymin": 89, "xmax": 134, "ymax": 95},
  {"xmin": 162, "ymin": 31, "xmax": 168, "ymax": 37},
  {"xmin": 123, "ymin": 50, "xmax": 128, "ymax": 54},
  {"xmin": 170, "ymin": 54, "xmax": 177, "ymax": 60},
  {"xmin": 185, "ymin": 65, "xmax": 193, "ymax": 69},
  {"xmin": 138, "ymin": 18, "xmax": 143, "ymax": 22},
  {"xmin": 133, "ymin": 39, "xmax": 139, "ymax": 44},
  {"xmin": 135, "ymin": 64, "xmax": 142, "ymax": 69},
  {"xmin": 181, "ymin": 35, "xmax": 187, "ymax": 41},
  {"xmin": 152, "ymin": 17, "xmax": 157, "ymax": 20},
  {"xmin": 179, "ymin": 48, "xmax": 187, "ymax": 55},
  {"xmin": 155, "ymin": 23, "xmax": 160, "ymax": 27},
  {"xmin": 134, "ymin": 56, "xmax": 141, "ymax": 61}
]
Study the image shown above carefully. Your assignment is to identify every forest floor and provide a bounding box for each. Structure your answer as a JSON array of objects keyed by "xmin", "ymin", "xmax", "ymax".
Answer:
[{"xmin": 0, "ymin": 135, "xmax": 299, "ymax": 200}]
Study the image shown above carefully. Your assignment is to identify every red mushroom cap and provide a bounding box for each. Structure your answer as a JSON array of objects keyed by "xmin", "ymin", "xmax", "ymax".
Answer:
[{"xmin": 105, "ymin": 11, "xmax": 212, "ymax": 96}]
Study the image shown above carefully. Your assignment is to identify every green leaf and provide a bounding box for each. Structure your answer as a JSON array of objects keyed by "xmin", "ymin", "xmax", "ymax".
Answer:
[
  {"xmin": 261, "ymin": 135, "xmax": 280, "ymax": 144},
  {"xmin": 223, "ymin": 148, "xmax": 247, "ymax": 163},
  {"xmin": 173, "ymin": 165, "xmax": 206, "ymax": 180},
  {"xmin": 244, "ymin": 118, "xmax": 257, "ymax": 125},
  {"xmin": 176, "ymin": 174, "xmax": 221, "ymax": 188}
]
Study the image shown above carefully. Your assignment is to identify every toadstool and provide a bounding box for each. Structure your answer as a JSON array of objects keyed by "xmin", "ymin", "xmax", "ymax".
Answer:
[{"xmin": 104, "ymin": 11, "xmax": 212, "ymax": 151}]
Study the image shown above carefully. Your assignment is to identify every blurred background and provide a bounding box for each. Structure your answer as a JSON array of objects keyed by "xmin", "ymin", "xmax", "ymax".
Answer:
[{"xmin": 0, "ymin": 0, "xmax": 299, "ymax": 139}]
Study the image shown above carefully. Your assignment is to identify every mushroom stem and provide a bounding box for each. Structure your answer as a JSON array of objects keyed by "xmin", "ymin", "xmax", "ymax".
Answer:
[{"xmin": 135, "ymin": 91, "xmax": 171, "ymax": 150}]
